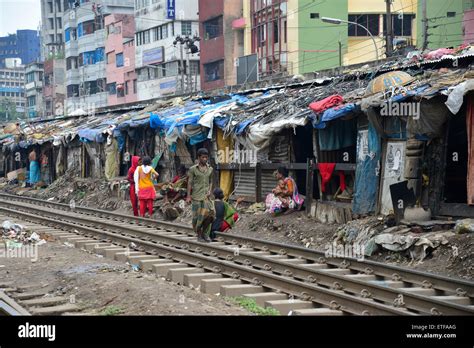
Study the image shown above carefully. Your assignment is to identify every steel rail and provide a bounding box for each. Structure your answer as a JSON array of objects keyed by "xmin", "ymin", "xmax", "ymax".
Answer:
[
  {"xmin": 0, "ymin": 204, "xmax": 414, "ymax": 316},
  {"xmin": 0, "ymin": 193, "xmax": 472, "ymax": 298},
  {"xmin": 0, "ymin": 201, "xmax": 473, "ymax": 315}
]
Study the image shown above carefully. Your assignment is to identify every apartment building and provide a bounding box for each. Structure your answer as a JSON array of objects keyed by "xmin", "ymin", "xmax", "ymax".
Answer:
[
  {"xmin": 63, "ymin": 0, "xmax": 134, "ymax": 114},
  {"xmin": 198, "ymin": 0, "xmax": 244, "ymax": 91},
  {"xmin": 134, "ymin": 0, "xmax": 200, "ymax": 101},
  {"xmin": 25, "ymin": 62, "xmax": 45, "ymax": 118},
  {"xmin": 0, "ymin": 66, "xmax": 26, "ymax": 118}
]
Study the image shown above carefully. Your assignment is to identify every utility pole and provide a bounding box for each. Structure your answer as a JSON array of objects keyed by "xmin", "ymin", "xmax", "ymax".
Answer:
[
  {"xmin": 338, "ymin": 41, "xmax": 342, "ymax": 67},
  {"xmin": 179, "ymin": 44, "xmax": 185, "ymax": 94},
  {"xmin": 422, "ymin": 0, "xmax": 428, "ymax": 50},
  {"xmin": 385, "ymin": 0, "xmax": 393, "ymax": 57},
  {"xmin": 173, "ymin": 35, "xmax": 201, "ymax": 95}
]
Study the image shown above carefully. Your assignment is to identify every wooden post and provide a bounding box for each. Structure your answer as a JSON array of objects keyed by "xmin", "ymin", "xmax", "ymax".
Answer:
[
  {"xmin": 255, "ymin": 162, "xmax": 262, "ymax": 203},
  {"xmin": 305, "ymin": 158, "xmax": 314, "ymax": 215}
]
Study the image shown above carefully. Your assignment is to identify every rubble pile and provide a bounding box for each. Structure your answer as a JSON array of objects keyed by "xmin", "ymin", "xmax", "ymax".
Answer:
[
  {"xmin": 8, "ymin": 169, "xmax": 125, "ymax": 211},
  {"xmin": 1, "ymin": 220, "xmax": 47, "ymax": 247},
  {"xmin": 333, "ymin": 216, "xmax": 460, "ymax": 261}
]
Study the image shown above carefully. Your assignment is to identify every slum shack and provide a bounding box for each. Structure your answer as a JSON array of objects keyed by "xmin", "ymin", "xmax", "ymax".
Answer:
[{"xmin": 0, "ymin": 44, "xmax": 473, "ymax": 224}]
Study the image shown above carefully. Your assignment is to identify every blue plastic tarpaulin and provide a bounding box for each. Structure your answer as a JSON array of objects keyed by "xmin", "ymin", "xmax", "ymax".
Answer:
[{"xmin": 352, "ymin": 120, "xmax": 381, "ymax": 214}]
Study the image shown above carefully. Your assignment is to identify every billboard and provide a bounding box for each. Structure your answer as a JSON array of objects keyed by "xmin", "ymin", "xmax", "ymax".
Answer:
[
  {"xmin": 143, "ymin": 47, "xmax": 164, "ymax": 65},
  {"xmin": 166, "ymin": 0, "xmax": 176, "ymax": 19}
]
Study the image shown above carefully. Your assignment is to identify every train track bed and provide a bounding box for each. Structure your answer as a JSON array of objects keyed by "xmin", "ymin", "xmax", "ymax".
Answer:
[
  {"xmin": 0, "ymin": 214, "xmax": 249, "ymax": 316},
  {"xmin": 0, "ymin": 193, "xmax": 473, "ymax": 316}
]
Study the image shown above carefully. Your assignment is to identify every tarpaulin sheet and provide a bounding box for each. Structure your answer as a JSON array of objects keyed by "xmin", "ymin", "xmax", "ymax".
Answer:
[
  {"xmin": 318, "ymin": 117, "xmax": 357, "ymax": 151},
  {"xmin": 445, "ymin": 79, "xmax": 474, "ymax": 114},
  {"xmin": 407, "ymin": 98, "xmax": 451, "ymax": 139},
  {"xmin": 216, "ymin": 128, "xmax": 233, "ymax": 199},
  {"xmin": 311, "ymin": 103, "xmax": 358, "ymax": 129},
  {"xmin": 352, "ymin": 118, "xmax": 381, "ymax": 215}
]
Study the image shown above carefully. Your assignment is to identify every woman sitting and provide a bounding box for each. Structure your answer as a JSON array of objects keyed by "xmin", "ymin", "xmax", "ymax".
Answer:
[
  {"xmin": 207, "ymin": 188, "xmax": 242, "ymax": 240},
  {"xmin": 161, "ymin": 165, "xmax": 188, "ymax": 204},
  {"xmin": 265, "ymin": 166, "xmax": 304, "ymax": 215}
]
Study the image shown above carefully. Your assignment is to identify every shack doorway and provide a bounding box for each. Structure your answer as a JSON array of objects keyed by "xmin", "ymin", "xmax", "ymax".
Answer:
[{"xmin": 444, "ymin": 106, "xmax": 468, "ymax": 204}]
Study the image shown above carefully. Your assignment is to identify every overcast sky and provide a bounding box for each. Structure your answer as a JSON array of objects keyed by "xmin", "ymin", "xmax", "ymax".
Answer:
[{"xmin": 0, "ymin": 0, "xmax": 41, "ymax": 36}]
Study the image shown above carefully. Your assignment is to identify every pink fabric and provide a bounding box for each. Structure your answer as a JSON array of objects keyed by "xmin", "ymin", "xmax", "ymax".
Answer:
[
  {"xmin": 424, "ymin": 48, "xmax": 455, "ymax": 60},
  {"xmin": 138, "ymin": 186, "xmax": 156, "ymax": 200},
  {"xmin": 309, "ymin": 95, "xmax": 343, "ymax": 114}
]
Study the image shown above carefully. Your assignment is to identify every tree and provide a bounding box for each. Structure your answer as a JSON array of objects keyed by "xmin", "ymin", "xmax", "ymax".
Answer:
[{"xmin": 0, "ymin": 98, "xmax": 22, "ymax": 122}]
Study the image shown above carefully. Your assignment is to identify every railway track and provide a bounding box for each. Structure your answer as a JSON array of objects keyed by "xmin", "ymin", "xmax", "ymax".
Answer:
[{"xmin": 0, "ymin": 192, "xmax": 472, "ymax": 316}]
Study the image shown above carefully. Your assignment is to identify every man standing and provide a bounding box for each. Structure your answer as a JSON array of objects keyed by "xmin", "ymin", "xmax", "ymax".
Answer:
[{"xmin": 187, "ymin": 148, "xmax": 214, "ymax": 243}]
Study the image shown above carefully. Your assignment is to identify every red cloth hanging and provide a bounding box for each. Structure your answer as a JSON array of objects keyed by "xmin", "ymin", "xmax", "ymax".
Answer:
[
  {"xmin": 309, "ymin": 95, "xmax": 344, "ymax": 114},
  {"xmin": 318, "ymin": 163, "xmax": 336, "ymax": 193},
  {"xmin": 339, "ymin": 171, "xmax": 346, "ymax": 192}
]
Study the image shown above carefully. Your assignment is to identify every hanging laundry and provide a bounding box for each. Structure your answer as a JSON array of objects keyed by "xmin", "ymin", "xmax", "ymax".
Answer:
[
  {"xmin": 339, "ymin": 171, "xmax": 346, "ymax": 192},
  {"xmin": 309, "ymin": 95, "xmax": 344, "ymax": 114},
  {"xmin": 318, "ymin": 163, "xmax": 336, "ymax": 193}
]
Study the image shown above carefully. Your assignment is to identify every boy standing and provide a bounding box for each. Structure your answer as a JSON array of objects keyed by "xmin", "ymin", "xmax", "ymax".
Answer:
[{"xmin": 187, "ymin": 148, "xmax": 214, "ymax": 243}]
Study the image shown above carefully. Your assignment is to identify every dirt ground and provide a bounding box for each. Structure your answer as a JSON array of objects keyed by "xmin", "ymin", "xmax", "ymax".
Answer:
[
  {"xmin": 0, "ymin": 237, "xmax": 248, "ymax": 316},
  {"xmin": 1, "ymin": 176, "xmax": 472, "ymax": 282}
]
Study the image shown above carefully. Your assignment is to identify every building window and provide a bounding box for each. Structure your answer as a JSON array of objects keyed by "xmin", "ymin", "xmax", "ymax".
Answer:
[
  {"xmin": 348, "ymin": 14, "xmax": 380, "ymax": 36},
  {"xmin": 66, "ymin": 57, "xmax": 78, "ymax": 70},
  {"xmin": 181, "ymin": 21, "xmax": 192, "ymax": 36},
  {"xmin": 125, "ymin": 81, "xmax": 129, "ymax": 95},
  {"xmin": 116, "ymin": 53, "xmax": 124, "ymax": 67},
  {"xmin": 67, "ymin": 84, "xmax": 79, "ymax": 98},
  {"xmin": 204, "ymin": 60, "xmax": 223, "ymax": 82},
  {"xmin": 107, "ymin": 82, "xmax": 116, "ymax": 95},
  {"xmin": 383, "ymin": 14, "xmax": 415, "ymax": 37},
  {"xmin": 107, "ymin": 52, "xmax": 115, "ymax": 65},
  {"xmin": 310, "ymin": 13, "xmax": 319, "ymax": 19},
  {"xmin": 203, "ymin": 16, "xmax": 223, "ymax": 40},
  {"xmin": 117, "ymin": 84, "xmax": 125, "ymax": 97},
  {"xmin": 78, "ymin": 20, "xmax": 95, "ymax": 37}
]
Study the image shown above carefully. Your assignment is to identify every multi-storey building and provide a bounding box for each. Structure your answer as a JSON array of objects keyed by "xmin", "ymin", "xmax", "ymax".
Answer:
[
  {"xmin": 43, "ymin": 58, "xmax": 66, "ymax": 117},
  {"xmin": 198, "ymin": 0, "xmax": 244, "ymax": 91},
  {"xmin": 25, "ymin": 62, "xmax": 45, "ymax": 119},
  {"xmin": 40, "ymin": 0, "xmax": 69, "ymax": 61},
  {"xmin": 0, "ymin": 65, "xmax": 26, "ymax": 119},
  {"xmin": 0, "ymin": 30, "xmax": 41, "ymax": 68},
  {"xmin": 40, "ymin": 0, "xmax": 69, "ymax": 118},
  {"xmin": 63, "ymin": 0, "xmax": 134, "ymax": 114},
  {"xmin": 134, "ymin": 0, "xmax": 200, "ymax": 101},
  {"xmin": 105, "ymin": 13, "xmax": 137, "ymax": 106},
  {"xmin": 236, "ymin": 0, "xmax": 465, "ymax": 81}
]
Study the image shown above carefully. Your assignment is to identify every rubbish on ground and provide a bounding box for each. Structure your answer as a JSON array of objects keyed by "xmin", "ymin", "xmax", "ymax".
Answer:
[
  {"xmin": 245, "ymin": 202, "xmax": 266, "ymax": 214},
  {"xmin": 454, "ymin": 219, "xmax": 474, "ymax": 234}
]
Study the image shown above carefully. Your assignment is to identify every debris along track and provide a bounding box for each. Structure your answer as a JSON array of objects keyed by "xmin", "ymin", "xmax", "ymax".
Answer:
[
  {"xmin": 0, "ymin": 213, "xmax": 82, "ymax": 316},
  {"xmin": 0, "ymin": 195, "xmax": 472, "ymax": 316}
]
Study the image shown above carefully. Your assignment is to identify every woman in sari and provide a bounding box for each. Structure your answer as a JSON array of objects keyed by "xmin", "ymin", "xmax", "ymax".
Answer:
[
  {"xmin": 161, "ymin": 165, "xmax": 188, "ymax": 204},
  {"xmin": 127, "ymin": 156, "xmax": 141, "ymax": 216},
  {"xmin": 265, "ymin": 166, "xmax": 304, "ymax": 215},
  {"xmin": 29, "ymin": 150, "xmax": 40, "ymax": 187}
]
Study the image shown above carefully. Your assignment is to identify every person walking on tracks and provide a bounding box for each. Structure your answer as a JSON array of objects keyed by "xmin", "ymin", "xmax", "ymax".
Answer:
[
  {"xmin": 128, "ymin": 156, "xmax": 141, "ymax": 216},
  {"xmin": 186, "ymin": 148, "xmax": 214, "ymax": 243},
  {"xmin": 134, "ymin": 156, "xmax": 159, "ymax": 218}
]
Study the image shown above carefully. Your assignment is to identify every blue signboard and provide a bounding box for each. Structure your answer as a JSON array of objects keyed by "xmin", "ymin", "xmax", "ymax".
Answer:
[
  {"xmin": 143, "ymin": 47, "xmax": 164, "ymax": 65},
  {"xmin": 166, "ymin": 0, "xmax": 176, "ymax": 19}
]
